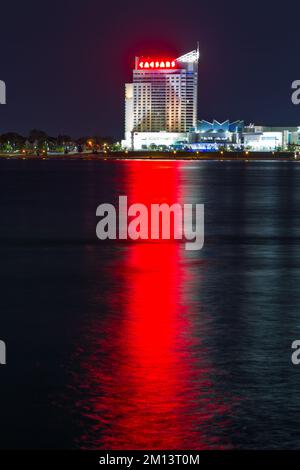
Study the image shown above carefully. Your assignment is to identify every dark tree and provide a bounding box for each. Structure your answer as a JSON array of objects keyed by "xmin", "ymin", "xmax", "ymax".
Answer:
[
  {"xmin": 0, "ymin": 132, "xmax": 26, "ymax": 146},
  {"xmin": 28, "ymin": 129, "xmax": 48, "ymax": 145}
]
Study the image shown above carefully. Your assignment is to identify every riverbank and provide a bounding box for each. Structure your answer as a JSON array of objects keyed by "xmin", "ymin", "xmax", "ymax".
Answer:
[{"xmin": 0, "ymin": 150, "xmax": 298, "ymax": 161}]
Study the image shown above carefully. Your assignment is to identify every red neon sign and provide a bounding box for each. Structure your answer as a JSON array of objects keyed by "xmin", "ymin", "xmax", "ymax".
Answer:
[{"xmin": 138, "ymin": 59, "xmax": 176, "ymax": 70}]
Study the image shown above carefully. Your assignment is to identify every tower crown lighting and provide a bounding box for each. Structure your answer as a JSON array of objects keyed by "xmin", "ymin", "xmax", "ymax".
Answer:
[{"xmin": 138, "ymin": 59, "xmax": 177, "ymax": 69}]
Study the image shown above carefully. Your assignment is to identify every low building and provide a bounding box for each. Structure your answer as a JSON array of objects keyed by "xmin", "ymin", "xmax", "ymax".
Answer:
[
  {"xmin": 127, "ymin": 131, "xmax": 188, "ymax": 150},
  {"xmin": 243, "ymin": 125, "xmax": 300, "ymax": 151},
  {"xmin": 188, "ymin": 120, "xmax": 244, "ymax": 150},
  {"xmin": 188, "ymin": 122, "xmax": 300, "ymax": 152}
]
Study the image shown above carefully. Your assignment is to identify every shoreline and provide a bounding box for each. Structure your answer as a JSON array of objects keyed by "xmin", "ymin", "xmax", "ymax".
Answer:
[{"xmin": 0, "ymin": 150, "xmax": 298, "ymax": 162}]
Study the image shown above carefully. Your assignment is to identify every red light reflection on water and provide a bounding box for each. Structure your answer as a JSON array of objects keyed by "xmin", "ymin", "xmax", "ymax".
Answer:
[{"xmin": 75, "ymin": 162, "xmax": 231, "ymax": 449}]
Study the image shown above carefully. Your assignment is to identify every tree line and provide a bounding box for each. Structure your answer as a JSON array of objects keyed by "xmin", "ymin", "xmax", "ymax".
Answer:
[{"xmin": 0, "ymin": 129, "xmax": 116, "ymax": 153}]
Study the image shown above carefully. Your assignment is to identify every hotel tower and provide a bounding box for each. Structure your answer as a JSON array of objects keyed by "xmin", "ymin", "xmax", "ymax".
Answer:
[{"xmin": 122, "ymin": 48, "xmax": 199, "ymax": 149}]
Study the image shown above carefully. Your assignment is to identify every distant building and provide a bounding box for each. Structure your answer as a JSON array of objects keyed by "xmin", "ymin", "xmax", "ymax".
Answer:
[
  {"xmin": 122, "ymin": 48, "xmax": 199, "ymax": 149},
  {"xmin": 121, "ymin": 47, "xmax": 300, "ymax": 152},
  {"xmin": 243, "ymin": 125, "xmax": 300, "ymax": 151},
  {"xmin": 188, "ymin": 122, "xmax": 300, "ymax": 151},
  {"xmin": 126, "ymin": 132, "xmax": 188, "ymax": 150},
  {"xmin": 188, "ymin": 120, "xmax": 244, "ymax": 150}
]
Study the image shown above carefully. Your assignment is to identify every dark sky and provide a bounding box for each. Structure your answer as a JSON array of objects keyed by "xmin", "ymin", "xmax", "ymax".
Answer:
[{"xmin": 0, "ymin": 0, "xmax": 300, "ymax": 139}]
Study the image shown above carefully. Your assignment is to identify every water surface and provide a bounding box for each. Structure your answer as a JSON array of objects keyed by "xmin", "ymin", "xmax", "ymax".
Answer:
[{"xmin": 0, "ymin": 159, "xmax": 300, "ymax": 449}]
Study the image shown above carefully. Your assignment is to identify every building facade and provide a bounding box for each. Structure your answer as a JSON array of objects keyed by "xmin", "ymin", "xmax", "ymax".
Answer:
[
  {"xmin": 188, "ymin": 120, "xmax": 244, "ymax": 150},
  {"xmin": 122, "ymin": 49, "xmax": 199, "ymax": 149},
  {"xmin": 243, "ymin": 125, "xmax": 300, "ymax": 151},
  {"xmin": 188, "ymin": 122, "xmax": 300, "ymax": 151},
  {"xmin": 121, "ymin": 48, "xmax": 300, "ymax": 152}
]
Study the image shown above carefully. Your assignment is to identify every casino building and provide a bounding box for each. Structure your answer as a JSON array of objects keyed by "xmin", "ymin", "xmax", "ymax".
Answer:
[
  {"xmin": 122, "ymin": 48, "xmax": 199, "ymax": 149},
  {"xmin": 121, "ymin": 48, "xmax": 300, "ymax": 152}
]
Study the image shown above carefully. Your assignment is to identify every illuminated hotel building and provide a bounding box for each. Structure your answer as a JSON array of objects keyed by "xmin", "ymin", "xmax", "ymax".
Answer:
[{"xmin": 122, "ymin": 48, "xmax": 199, "ymax": 149}]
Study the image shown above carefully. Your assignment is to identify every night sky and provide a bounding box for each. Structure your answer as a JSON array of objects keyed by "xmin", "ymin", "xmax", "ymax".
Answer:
[{"xmin": 0, "ymin": 0, "xmax": 299, "ymax": 139}]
